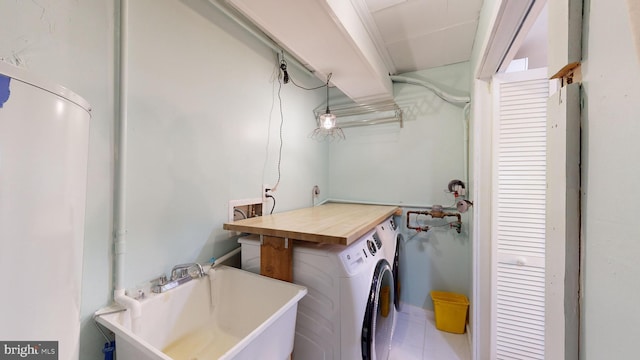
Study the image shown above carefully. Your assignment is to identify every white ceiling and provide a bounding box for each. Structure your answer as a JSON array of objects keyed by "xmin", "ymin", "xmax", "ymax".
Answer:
[
  {"xmin": 359, "ymin": 0, "xmax": 484, "ymax": 73},
  {"xmin": 224, "ymin": 0, "xmax": 485, "ymax": 103}
]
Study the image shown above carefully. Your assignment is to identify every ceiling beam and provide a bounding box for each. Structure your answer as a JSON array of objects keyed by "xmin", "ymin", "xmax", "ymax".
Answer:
[{"xmin": 226, "ymin": 0, "xmax": 394, "ymax": 104}]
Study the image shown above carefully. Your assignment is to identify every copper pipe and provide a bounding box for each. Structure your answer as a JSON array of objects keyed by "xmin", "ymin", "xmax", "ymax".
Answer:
[{"xmin": 406, "ymin": 210, "xmax": 462, "ymax": 234}]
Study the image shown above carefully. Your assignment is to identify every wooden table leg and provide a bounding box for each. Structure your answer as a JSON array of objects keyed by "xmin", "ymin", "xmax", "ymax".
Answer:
[
  {"xmin": 261, "ymin": 236, "xmax": 295, "ymax": 358},
  {"xmin": 260, "ymin": 235, "xmax": 293, "ymax": 282}
]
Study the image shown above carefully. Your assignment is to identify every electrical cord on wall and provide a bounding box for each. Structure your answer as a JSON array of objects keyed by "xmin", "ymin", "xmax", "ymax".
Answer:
[
  {"xmin": 270, "ymin": 67, "xmax": 284, "ymax": 193},
  {"xmin": 271, "ymin": 54, "xmax": 328, "ymax": 193},
  {"xmin": 280, "ymin": 57, "xmax": 328, "ymax": 91},
  {"xmin": 262, "ymin": 57, "xmax": 284, "ymax": 203},
  {"xmin": 263, "ymin": 52, "xmax": 331, "ymax": 210},
  {"xmin": 265, "ymin": 192, "xmax": 276, "ymax": 215}
]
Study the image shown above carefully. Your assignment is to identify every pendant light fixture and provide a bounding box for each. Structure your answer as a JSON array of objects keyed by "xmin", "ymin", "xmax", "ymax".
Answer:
[
  {"xmin": 319, "ymin": 73, "xmax": 336, "ymax": 129},
  {"xmin": 311, "ymin": 73, "xmax": 345, "ymax": 141}
]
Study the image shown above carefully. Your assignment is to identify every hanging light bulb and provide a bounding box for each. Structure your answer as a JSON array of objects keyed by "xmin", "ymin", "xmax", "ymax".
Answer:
[
  {"xmin": 310, "ymin": 73, "xmax": 345, "ymax": 141},
  {"xmin": 320, "ymin": 110, "xmax": 336, "ymax": 129},
  {"xmin": 320, "ymin": 73, "xmax": 335, "ymax": 129}
]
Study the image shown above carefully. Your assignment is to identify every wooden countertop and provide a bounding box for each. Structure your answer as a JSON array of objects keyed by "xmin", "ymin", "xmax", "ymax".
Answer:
[{"xmin": 223, "ymin": 203, "xmax": 400, "ymax": 246}]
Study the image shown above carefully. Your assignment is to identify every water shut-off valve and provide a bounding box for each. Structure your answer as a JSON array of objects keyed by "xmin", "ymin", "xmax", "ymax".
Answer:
[{"xmin": 448, "ymin": 179, "xmax": 473, "ymax": 213}]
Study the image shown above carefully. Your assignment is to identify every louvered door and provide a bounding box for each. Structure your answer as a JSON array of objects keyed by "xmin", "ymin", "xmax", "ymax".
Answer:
[{"xmin": 491, "ymin": 68, "xmax": 549, "ymax": 360}]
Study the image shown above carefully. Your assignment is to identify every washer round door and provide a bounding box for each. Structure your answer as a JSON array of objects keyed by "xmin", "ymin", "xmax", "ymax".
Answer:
[
  {"xmin": 393, "ymin": 233, "xmax": 404, "ymax": 312},
  {"xmin": 361, "ymin": 259, "xmax": 395, "ymax": 360}
]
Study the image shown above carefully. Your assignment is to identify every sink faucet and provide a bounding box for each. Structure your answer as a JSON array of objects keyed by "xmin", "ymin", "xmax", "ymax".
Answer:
[
  {"xmin": 151, "ymin": 263, "xmax": 206, "ymax": 294},
  {"xmin": 170, "ymin": 263, "xmax": 205, "ymax": 281}
]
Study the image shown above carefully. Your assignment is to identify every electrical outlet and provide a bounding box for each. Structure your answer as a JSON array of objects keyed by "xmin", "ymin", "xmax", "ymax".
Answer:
[{"xmin": 262, "ymin": 184, "xmax": 271, "ymax": 204}]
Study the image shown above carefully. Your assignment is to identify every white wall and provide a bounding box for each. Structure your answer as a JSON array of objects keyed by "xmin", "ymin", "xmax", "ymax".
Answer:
[
  {"xmin": 328, "ymin": 62, "xmax": 472, "ymax": 309},
  {"xmin": 581, "ymin": 0, "xmax": 640, "ymax": 358},
  {"xmin": 0, "ymin": 1, "xmax": 115, "ymax": 358}
]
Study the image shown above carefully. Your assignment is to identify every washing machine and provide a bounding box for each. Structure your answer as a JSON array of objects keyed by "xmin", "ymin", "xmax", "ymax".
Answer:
[
  {"xmin": 239, "ymin": 229, "xmax": 395, "ymax": 359},
  {"xmin": 375, "ymin": 216, "xmax": 403, "ymax": 312}
]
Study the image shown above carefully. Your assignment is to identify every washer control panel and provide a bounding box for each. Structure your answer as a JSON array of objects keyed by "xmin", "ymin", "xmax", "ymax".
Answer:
[
  {"xmin": 367, "ymin": 239, "xmax": 377, "ymax": 256},
  {"xmin": 390, "ymin": 217, "xmax": 397, "ymax": 231},
  {"xmin": 339, "ymin": 230, "xmax": 382, "ymax": 276},
  {"xmin": 372, "ymin": 232, "xmax": 383, "ymax": 249},
  {"xmin": 341, "ymin": 245, "xmax": 365, "ymax": 275}
]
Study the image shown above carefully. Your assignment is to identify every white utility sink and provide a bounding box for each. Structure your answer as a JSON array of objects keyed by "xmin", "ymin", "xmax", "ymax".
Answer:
[{"xmin": 96, "ymin": 266, "xmax": 307, "ymax": 360}]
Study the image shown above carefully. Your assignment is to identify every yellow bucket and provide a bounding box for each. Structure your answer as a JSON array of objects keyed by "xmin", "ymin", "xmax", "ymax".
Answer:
[{"xmin": 430, "ymin": 291, "xmax": 469, "ymax": 334}]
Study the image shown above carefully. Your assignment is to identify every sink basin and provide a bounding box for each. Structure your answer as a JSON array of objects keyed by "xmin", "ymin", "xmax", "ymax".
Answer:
[{"xmin": 96, "ymin": 266, "xmax": 307, "ymax": 360}]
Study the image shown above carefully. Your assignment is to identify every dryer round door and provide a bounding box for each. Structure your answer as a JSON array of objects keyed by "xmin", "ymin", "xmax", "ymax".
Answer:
[{"xmin": 361, "ymin": 259, "xmax": 395, "ymax": 360}]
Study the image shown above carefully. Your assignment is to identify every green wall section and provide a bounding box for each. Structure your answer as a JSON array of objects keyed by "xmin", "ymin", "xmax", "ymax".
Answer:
[{"xmin": 123, "ymin": 0, "xmax": 329, "ymax": 291}]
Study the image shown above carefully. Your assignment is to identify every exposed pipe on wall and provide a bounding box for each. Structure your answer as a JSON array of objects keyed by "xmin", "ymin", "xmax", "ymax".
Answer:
[
  {"xmin": 319, "ymin": 198, "xmax": 458, "ymax": 211},
  {"xmin": 113, "ymin": 0, "xmax": 141, "ymax": 332},
  {"xmin": 406, "ymin": 209, "xmax": 462, "ymax": 234},
  {"xmin": 463, "ymin": 102, "xmax": 471, "ymax": 185},
  {"xmin": 390, "ymin": 75, "xmax": 472, "ymax": 185},
  {"xmin": 114, "ymin": 0, "xmax": 128, "ymax": 295},
  {"xmin": 390, "ymin": 75, "xmax": 471, "ymax": 105}
]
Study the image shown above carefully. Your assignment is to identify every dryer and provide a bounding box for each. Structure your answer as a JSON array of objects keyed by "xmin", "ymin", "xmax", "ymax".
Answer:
[
  {"xmin": 375, "ymin": 216, "xmax": 403, "ymax": 312},
  {"xmin": 239, "ymin": 229, "xmax": 395, "ymax": 359}
]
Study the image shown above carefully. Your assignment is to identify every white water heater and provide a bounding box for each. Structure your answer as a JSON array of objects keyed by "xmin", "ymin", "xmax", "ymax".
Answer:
[{"xmin": 0, "ymin": 62, "xmax": 91, "ymax": 360}]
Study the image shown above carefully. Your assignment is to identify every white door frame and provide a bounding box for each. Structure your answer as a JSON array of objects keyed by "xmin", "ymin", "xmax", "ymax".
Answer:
[{"xmin": 471, "ymin": 1, "xmax": 548, "ymax": 358}]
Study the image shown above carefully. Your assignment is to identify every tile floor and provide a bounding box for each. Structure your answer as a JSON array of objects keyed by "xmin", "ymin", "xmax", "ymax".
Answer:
[{"xmin": 389, "ymin": 304, "xmax": 471, "ymax": 360}]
